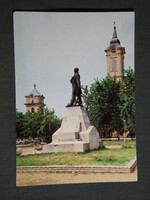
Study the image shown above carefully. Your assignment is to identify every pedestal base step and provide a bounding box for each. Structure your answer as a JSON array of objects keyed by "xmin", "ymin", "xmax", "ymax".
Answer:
[{"xmin": 44, "ymin": 141, "xmax": 90, "ymax": 152}]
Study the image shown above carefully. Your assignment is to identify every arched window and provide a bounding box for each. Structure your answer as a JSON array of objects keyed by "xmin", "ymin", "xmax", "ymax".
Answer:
[
  {"xmin": 31, "ymin": 107, "xmax": 34, "ymax": 113},
  {"xmin": 112, "ymin": 60, "xmax": 116, "ymax": 72}
]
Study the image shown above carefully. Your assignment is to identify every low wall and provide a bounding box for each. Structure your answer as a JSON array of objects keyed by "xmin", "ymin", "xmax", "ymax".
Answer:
[{"xmin": 17, "ymin": 156, "xmax": 137, "ymax": 174}]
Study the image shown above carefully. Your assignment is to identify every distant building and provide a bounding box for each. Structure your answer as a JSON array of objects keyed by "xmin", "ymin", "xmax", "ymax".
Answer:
[
  {"xmin": 105, "ymin": 22, "xmax": 126, "ymax": 81},
  {"xmin": 25, "ymin": 84, "xmax": 45, "ymax": 113}
]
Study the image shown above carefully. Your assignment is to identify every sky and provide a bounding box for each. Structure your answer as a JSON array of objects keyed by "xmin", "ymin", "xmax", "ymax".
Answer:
[{"xmin": 13, "ymin": 11, "xmax": 134, "ymax": 118}]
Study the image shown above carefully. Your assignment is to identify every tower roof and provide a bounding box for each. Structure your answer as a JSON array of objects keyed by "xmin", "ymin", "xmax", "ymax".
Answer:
[
  {"xmin": 29, "ymin": 84, "xmax": 42, "ymax": 96},
  {"xmin": 110, "ymin": 22, "xmax": 121, "ymax": 46},
  {"xmin": 105, "ymin": 22, "xmax": 123, "ymax": 51}
]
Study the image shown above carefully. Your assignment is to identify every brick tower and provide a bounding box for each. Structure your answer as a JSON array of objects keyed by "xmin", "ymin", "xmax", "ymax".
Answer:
[{"xmin": 25, "ymin": 84, "xmax": 45, "ymax": 113}]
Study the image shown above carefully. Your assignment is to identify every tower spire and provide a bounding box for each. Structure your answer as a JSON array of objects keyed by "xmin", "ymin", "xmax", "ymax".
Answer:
[
  {"xmin": 110, "ymin": 22, "xmax": 120, "ymax": 45},
  {"xmin": 112, "ymin": 22, "xmax": 117, "ymax": 38}
]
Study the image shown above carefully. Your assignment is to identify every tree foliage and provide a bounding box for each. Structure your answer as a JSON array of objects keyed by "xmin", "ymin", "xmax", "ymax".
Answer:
[
  {"xmin": 83, "ymin": 78, "xmax": 123, "ymax": 137},
  {"xmin": 83, "ymin": 68, "xmax": 135, "ymax": 137},
  {"xmin": 120, "ymin": 68, "xmax": 135, "ymax": 136},
  {"xmin": 16, "ymin": 107, "xmax": 62, "ymax": 142},
  {"xmin": 16, "ymin": 110, "xmax": 25, "ymax": 139}
]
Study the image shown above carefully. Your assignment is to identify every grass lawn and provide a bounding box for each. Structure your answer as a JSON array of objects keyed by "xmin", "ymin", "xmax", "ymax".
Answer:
[
  {"xmin": 103, "ymin": 140, "xmax": 136, "ymax": 147},
  {"xmin": 16, "ymin": 141, "xmax": 136, "ymax": 166}
]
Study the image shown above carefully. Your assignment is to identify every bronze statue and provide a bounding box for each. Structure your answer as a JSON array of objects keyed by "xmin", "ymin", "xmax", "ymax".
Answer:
[{"xmin": 66, "ymin": 68, "xmax": 83, "ymax": 107}]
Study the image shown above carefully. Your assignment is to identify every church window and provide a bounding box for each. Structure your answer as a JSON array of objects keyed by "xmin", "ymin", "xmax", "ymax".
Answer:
[
  {"xmin": 31, "ymin": 107, "xmax": 34, "ymax": 113},
  {"xmin": 112, "ymin": 60, "xmax": 116, "ymax": 72}
]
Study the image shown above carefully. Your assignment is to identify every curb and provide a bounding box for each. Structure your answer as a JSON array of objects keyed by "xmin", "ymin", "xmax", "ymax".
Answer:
[{"xmin": 17, "ymin": 156, "xmax": 137, "ymax": 174}]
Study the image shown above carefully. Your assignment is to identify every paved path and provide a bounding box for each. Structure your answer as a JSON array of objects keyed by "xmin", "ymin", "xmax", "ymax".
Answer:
[
  {"xmin": 105, "ymin": 145, "xmax": 122, "ymax": 149},
  {"xmin": 16, "ymin": 167, "xmax": 137, "ymax": 186}
]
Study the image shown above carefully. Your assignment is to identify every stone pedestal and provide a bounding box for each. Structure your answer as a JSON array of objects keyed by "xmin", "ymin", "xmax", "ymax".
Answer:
[{"xmin": 46, "ymin": 106, "xmax": 102, "ymax": 152}]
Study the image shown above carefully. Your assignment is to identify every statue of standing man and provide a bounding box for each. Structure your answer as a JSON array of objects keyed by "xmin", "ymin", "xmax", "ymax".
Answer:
[{"xmin": 67, "ymin": 68, "xmax": 83, "ymax": 107}]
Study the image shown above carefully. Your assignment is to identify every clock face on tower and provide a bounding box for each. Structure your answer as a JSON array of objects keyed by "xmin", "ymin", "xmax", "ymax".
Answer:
[{"xmin": 111, "ymin": 48, "xmax": 116, "ymax": 53}]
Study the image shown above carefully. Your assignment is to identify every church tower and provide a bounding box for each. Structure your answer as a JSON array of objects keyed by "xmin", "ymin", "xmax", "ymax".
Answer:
[
  {"xmin": 25, "ymin": 84, "xmax": 45, "ymax": 113},
  {"xmin": 105, "ymin": 22, "xmax": 126, "ymax": 81}
]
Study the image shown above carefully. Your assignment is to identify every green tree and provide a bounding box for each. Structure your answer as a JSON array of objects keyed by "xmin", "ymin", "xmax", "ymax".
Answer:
[
  {"xmin": 38, "ymin": 107, "xmax": 62, "ymax": 143},
  {"xmin": 120, "ymin": 68, "xmax": 135, "ymax": 136},
  {"xmin": 22, "ymin": 111, "xmax": 39, "ymax": 138},
  {"xmin": 16, "ymin": 110, "xmax": 25, "ymax": 139},
  {"xmin": 16, "ymin": 106, "xmax": 61, "ymax": 142},
  {"xmin": 83, "ymin": 77, "xmax": 123, "ymax": 137}
]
